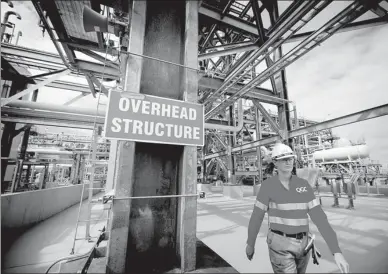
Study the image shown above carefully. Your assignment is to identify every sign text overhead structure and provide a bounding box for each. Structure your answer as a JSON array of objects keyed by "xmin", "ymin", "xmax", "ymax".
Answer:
[{"xmin": 104, "ymin": 90, "xmax": 204, "ymax": 146}]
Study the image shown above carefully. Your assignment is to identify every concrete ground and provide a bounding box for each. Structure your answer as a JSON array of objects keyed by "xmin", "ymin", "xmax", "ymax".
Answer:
[
  {"xmin": 4, "ymin": 191, "xmax": 388, "ymax": 273},
  {"xmin": 2, "ymin": 192, "xmax": 108, "ymax": 274},
  {"xmin": 197, "ymin": 194, "xmax": 388, "ymax": 273}
]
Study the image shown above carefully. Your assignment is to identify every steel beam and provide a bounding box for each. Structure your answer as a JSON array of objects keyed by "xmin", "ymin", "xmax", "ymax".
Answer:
[
  {"xmin": 75, "ymin": 48, "xmax": 119, "ymax": 70},
  {"xmin": 286, "ymin": 16, "xmax": 388, "ymax": 43},
  {"xmin": 210, "ymin": 132, "xmax": 228, "ymax": 149},
  {"xmin": 75, "ymin": 59, "xmax": 119, "ymax": 79},
  {"xmin": 252, "ymin": 100, "xmax": 282, "ymax": 137},
  {"xmin": 4, "ymin": 58, "xmax": 65, "ymax": 71},
  {"xmin": 205, "ymin": 1, "xmax": 369, "ymax": 120},
  {"xmin": 0, "ymin": 117, "xmax": 97, "ymax": 130},
  {"xmin": 199, "ymin": 6, "xmax": 258, "ymax": 35},
  {"xmin": 63, "ymin": 41, "xmax": 119, "ymax": 56},
  {"xmin": 370, "ymin": 4, "xmax": 388, "ymax": 17},
  {"xmin": 33, "ymin": 75, "xmax": 282, "ymax": 104},
  {"xmin": 63, "ymin": 93, "xmax": 86, "ymax": 106},
  {"xmin": 204, "ymin": 104, "xmax": 388, "ymax": 160},
  {"xmin": 1, "ymin": 43, "xmax": 65, "ymax": 65},
  {"xmin": 199, "ymin": 76, "xmax": 270, "ymax": 94},
  {"xmin": 289, "ymin": 104, "xmax": 388, "ymax": 138},
  {"xmin": 1, "ymin": 107, "xmax": 102, "ymax": 129},
  {"xmin": 198, "ymin": 16, "xmax": 388, "ymax": 60},
  {"xmin": 1, "ymin": 69, "xmax": 71, "ymax": 107},
  {"xmin": 203, "ymin": 1, "xmax": 316, "ymax": 108},
  {"xmin": 34, "ymin": 79, "xmax": 98, "ymax": 93},
  {"xmin": 29, "ymin": 68, "xmax": 68, "ymax": 79},
  {"xmin": 87, "ymin": 73, "xmax": 110, "ymax": 94},
  {"xmin": 1, "ymin": 44, "xmax": 119, "ymax": 79},
  {"xmin": 85, "ymin": 74, "xmax": 97, "ymax": 98}
]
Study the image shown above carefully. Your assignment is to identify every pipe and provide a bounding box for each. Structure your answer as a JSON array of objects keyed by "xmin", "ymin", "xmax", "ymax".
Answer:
[
  {"xmin": 5, "ymin": 99, "xmax": 245, "ymax": 131},
  {"xmin": 206, "ymin": 0, "xmax": 360, "ymax": 120},
  {"xmin": 205, "ymin": 0, "xmax": 331, "ymax": 109},
  {"xmin": 205, "ymin": 99, "xmax": 243, "ymax": 132},
  {"xmin": 206, "ymin": 1, "xmax": 315, "ymax": 103},
  {"xmin": 1, "ymin": 11, "xmax": 21, "ymax": 41},
  {"xmin": 6, "ymin": 100, "xmax": 105, "ymax": 117}
]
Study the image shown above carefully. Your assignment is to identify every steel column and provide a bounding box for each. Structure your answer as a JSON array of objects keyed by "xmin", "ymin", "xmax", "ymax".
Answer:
[
  {"xmin": 177, "ymin": 3, "xmax": 199, "ymax": 270},
  {"xmin": 255, "ymin": 107, "xmax": 263, "ymax": 184},
  {"xmin": 106, "ymin": 1, "xmax": 146, "ymax": 273}
]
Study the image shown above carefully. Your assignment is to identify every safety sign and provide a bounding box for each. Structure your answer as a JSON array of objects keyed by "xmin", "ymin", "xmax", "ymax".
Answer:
[{"xmin": 104, "ymin": 90, "xmax": 204, "ymax": 146}]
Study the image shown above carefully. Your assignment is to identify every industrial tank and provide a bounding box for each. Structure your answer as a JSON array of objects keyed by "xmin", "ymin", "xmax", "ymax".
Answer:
[
  {"xmin": 313, "ymin": 145, "xmax": 370, "ymax": 162},
  {"xmin": 333, "ymin": 138, "xmax": 352, "ymax": 148}
]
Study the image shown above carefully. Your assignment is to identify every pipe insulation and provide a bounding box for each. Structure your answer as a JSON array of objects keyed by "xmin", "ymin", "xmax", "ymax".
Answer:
[{"xmin": 5, "ymin": 99, "xmax": 245, "ymax": 132}]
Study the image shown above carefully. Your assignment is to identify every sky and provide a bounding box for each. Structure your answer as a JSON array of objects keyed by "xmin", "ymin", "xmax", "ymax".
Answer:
[{"xmin": 1, "ymin": 1, "xmax": 388, "ymax": 167}]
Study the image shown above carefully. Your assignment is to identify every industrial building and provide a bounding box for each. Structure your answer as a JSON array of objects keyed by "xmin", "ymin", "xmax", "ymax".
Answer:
[{"xmin": 1, "ymin": 0, "xmax": 388, "ymax": 273}]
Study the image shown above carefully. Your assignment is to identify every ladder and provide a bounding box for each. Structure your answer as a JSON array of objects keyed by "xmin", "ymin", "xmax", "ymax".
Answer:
[{"xmin": 70, "ymin": 127, "xmax": 111, "ymax": 255}]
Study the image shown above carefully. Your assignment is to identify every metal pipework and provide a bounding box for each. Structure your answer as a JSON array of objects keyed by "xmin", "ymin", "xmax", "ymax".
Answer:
[
  {"xmin": 204, "ymin": 1, "xmax": 317, "ymax": 105},
  {"xmin": 5, "ymin": 99, "xmax": 245, "ymax": 132},
  {"xmin": 208, "ymin": 1, "xmax": 320, "ymax": 107},
  {"xmin": 1, "ymin": 11, "xmax": 21, "ymax": 41},
  {"xmin": 199, "ymin": 0, "xmax": 312, "ymax": 61},
  {"xmin": 6, "ymin": 100, "xmax": 106, "ymax": 117},
  {"xmin": 206, "ymin": 0, "xmax": 333, "ymax": 109},
  {"xmin": 205, "ymin": 99, "xmax": 243, "ymax": 132},
  {"xmin": 205, "ymin": 1, "xmax": 367, "ymax": 120}
]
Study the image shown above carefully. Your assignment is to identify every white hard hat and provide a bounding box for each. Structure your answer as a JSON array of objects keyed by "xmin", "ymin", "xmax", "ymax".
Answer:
[{"xmin": 271, "ymin": 143, "xmax": 296, "ymax": 160}]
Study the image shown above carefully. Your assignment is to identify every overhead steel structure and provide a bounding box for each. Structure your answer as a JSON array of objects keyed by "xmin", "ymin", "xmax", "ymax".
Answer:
[{"xmin": 1, "ymin": 0, "xmax": 388, "ymax": 273}]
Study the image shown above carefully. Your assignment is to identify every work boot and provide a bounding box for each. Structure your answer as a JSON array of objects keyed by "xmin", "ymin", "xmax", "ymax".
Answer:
[
  {"xmin": 350, "ymin": 199, "xmax": 355, "ymax": 209},
  {"xmin": 346, "ymin": 198, "xmax": 355, "ymax": 210}
]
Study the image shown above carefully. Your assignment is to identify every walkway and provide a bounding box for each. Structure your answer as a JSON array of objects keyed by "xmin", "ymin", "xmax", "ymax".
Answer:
[
  {"xmin": 3, "ymin": 192, "xmax": 108, "ymax": 274},
  {"xmin": 197, "ymin": 195, "xmax": 388, "ymax": 273},
  {"xmin": 4, "ymin": 193, "xmax": 388, "ymax": 273}
]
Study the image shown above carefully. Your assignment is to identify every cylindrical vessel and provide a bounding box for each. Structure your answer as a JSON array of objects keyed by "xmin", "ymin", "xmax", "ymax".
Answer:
[{"xmin": 313, "ymin": 145, "xmax": 369, "ymax": 162}]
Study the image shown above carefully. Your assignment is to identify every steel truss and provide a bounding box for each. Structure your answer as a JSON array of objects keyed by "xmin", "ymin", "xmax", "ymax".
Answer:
[{"xmin": 2, "ymin": 0, "xmax": 388, "ymax": 185}]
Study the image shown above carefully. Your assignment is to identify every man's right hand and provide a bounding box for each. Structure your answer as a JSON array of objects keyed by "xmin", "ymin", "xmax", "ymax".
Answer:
[{"xmin": 246, "ymin": 244, "xmax": 255, "ymax": 260}]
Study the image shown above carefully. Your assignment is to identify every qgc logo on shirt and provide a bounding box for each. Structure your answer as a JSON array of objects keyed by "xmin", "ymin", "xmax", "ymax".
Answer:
[{"xmin": 296, "ymin": 187, "xmax": 307, "ymax": 193}]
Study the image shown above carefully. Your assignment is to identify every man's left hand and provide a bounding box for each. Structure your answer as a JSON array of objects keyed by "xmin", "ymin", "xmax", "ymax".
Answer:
[{"xmin": 334, "ymin": 253, "xmax": 349, "ymax": 273}]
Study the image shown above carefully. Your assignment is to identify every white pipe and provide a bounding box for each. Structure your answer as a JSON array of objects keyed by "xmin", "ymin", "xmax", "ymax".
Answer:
[
  {"xmin": 205, "ymin": 99, "xmax": 243, "ymax": 132},
  {"xmin": 6, "ymin": 100, "xmax": 106, "ymax": 117},
  {"xmin": 6, "ymin": 99, "xmax": 245, "ymax": 131}
]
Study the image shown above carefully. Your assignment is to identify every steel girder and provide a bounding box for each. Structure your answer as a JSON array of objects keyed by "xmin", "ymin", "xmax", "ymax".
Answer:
[
  {"xmin": 204, "ymin": 104, "xmax": 388, "ymax": 160},
  {"xmin": 2, "ymin": 44, "xmax": 290, "ymax": 104},
  {"xmin": 2, "ymin": 0, "xmax": 387, "ymax": 173},
  {"xmin": 203, "ymin": 0, "xmax": 383, "ymax": 121}
]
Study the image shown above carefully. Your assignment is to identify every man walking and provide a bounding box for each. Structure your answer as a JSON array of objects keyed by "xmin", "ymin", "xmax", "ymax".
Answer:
[{"xmin": 246, "ymin": 143, "xmax": 349, "ymax": 273}]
